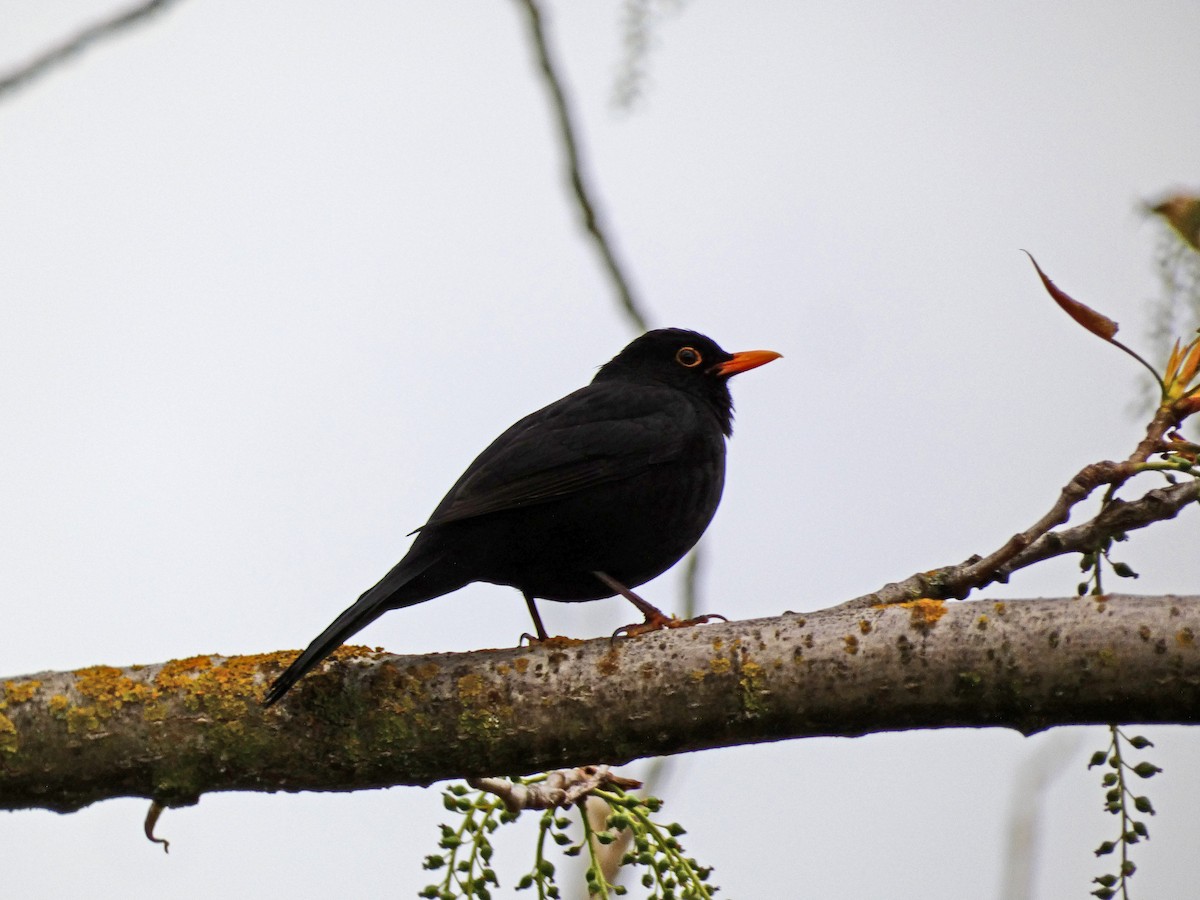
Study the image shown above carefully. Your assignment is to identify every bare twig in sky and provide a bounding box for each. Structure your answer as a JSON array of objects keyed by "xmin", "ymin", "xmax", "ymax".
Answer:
[
  {"xmin": 0, "ymin": 0, "xmax": 182, "ymax": 100},
  {"xmin": 513, "ymin": 0, "xmax": 651, "ymax": 333}
]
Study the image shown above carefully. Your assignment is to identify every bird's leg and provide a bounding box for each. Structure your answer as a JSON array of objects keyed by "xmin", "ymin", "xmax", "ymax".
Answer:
[
  {"xmin": 593, "ymin": 570, "xmax": 727, "ymax": 638},
  {"xmin": 521, "ymin": 591, "xmax": 551, "ymax": 643}
]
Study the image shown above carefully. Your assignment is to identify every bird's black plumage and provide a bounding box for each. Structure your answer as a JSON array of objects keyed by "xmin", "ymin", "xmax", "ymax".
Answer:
[{"xmin": 263, "ymin": 328, "xmax": 779, "ymax": 705}]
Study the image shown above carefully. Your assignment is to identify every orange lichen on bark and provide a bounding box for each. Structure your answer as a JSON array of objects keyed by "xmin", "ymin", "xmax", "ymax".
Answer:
[
  {"xmin": 897, "ymin": 598, "xmax": 948, "ymax": 630},
  {"xmin": 75, "ymin": 665, "xmax": 154, "ymax": 708},
  {"xmin": 3, "ymin": 680, "xmax": 41, "ymax": 706}
]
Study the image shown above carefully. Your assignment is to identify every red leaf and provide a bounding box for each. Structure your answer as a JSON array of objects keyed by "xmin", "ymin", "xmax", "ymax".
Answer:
[{"xmin": 1024, "ymin": 252, "xmax": 1119, "ymax": 342}]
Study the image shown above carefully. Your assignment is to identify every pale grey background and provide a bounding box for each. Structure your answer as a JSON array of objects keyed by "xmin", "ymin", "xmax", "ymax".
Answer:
[{"xmin": 3, "ymin": 2, "xmax": 1199, "ymax": 897}]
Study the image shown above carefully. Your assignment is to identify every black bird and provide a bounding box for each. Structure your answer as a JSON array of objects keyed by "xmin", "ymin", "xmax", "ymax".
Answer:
[{"xmin": 263, "ymin": 328, "xmax": 779, "ymax": 705}]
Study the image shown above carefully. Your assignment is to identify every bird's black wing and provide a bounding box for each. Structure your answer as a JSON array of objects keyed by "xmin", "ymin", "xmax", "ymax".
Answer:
[{"xmin": 420, "ymin": 381, "xmax": 701, "ymax": 529}]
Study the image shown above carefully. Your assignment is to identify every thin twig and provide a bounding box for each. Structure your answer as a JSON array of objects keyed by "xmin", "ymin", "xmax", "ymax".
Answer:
[
  {"xmin": 513, "ymin": 0, "xmax": 651, "ymax": 332},
  {"xmin": 835, "ymin": 466, "xmax": 1197, "ymax": 612},
  {"xmin": 0, "ymin": 0, "xmax": 181, "ymax": 100}
]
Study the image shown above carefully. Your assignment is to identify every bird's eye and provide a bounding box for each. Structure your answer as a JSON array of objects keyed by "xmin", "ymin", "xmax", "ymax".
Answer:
[{"xmin": 675, "ymin": 346, "xmax": 703, "ymax": 368}]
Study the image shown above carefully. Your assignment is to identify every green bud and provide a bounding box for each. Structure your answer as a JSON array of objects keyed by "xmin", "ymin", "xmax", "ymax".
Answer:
[
  {"xmin": 1094, "ymin": 840, "xmax": 1116, "ymax": 856},
  {"xmin": 1088, "ymin": 751, "xmax": 1108, "ymax": 769},
  {"xmin": 423, "ymin": 855, "xmax": 445, "ymax": 871},
  {"xmin": 516, "ymin": 874, "xmax": 534, "ymax": 890},
  {"xmin": 1133, "ymin": 795, "xmax": 1155, "ymax": 814},
  {"xmin": 1127, "ymin": 735, "xmax": 1153, "ymax": 749},
  {"xmin": 1132, "ymin": 761, "xmax": 1162, "ymax": 778}
]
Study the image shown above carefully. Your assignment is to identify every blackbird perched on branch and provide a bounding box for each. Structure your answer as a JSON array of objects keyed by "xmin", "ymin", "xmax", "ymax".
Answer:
[{"xmin": 264, "ymin": 328, "xmax": 780, "ymax": 705}]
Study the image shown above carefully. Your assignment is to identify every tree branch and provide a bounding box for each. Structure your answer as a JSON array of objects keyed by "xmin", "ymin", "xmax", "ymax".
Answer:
[
  {"xmin": 0, "ymin": 0, "xmax": 182, "ymax": 100},
  {"xmin": 3, "ymin": 594, "xmax": 1199, "ymax": 814}
]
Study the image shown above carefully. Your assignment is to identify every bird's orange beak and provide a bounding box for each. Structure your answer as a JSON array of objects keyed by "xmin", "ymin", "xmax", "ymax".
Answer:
[{"xmin": 714, "ymin": 349, "xmax": 782, "ymax": 377}]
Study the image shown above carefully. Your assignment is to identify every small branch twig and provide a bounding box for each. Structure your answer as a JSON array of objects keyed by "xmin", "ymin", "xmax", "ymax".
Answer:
[
  {"xmin": 513, "ymin": 0, "xmax": 651, "ymax": 332},
  {"xmin": 0, "ymin": 0, "xmax": 182, "ymax": 100},
  {"xmin": 469, "ymin": 767, "xmax": 641, "ymax": 815},
  {"xmin": 839, "ymin": 390, "xmax": 1199, "ymax": 613}
]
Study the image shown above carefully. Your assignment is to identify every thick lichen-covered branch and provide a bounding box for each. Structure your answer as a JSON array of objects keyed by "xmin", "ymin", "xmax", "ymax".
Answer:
[{"xmin": 2, "ymin": 594, "xmax": 1199, "ymax": 814}]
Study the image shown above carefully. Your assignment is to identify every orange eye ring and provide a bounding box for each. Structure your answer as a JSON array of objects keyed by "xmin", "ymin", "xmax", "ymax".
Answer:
[{"xmin": 675, "ymin": 346, "xmax": 703, "ymax": 368}]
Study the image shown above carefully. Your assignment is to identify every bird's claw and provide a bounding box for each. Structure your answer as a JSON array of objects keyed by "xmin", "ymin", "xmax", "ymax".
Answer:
[{"xmin": 612, "ymin": 611, "xmax": 728, "ymax": 640}]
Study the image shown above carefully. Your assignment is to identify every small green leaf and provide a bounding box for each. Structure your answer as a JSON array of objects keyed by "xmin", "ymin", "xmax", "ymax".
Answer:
[{"xmin": 1111, "ymin": 562, "xmax": 1138, "ymax": 579}]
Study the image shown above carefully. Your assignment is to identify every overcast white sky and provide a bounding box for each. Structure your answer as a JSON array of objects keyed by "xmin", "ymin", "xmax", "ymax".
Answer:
[{"xmin": 3, "ymin": 2, "xmax": 1199, "ymax": 898}]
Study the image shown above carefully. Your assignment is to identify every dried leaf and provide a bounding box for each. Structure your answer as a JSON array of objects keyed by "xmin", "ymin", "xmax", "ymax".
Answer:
[
  {"xmin": 1148, "ymin": 194, "xmax": 1200, "ymax": 253},
  {"xmin": 1024, "ymin": 252, "xmax": 1119, "ymax": 341}
]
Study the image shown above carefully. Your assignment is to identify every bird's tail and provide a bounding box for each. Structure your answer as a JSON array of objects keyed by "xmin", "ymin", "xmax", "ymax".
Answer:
[{"xmin": 262, "ymin": 553, "xmax": 446, "ymax": 706}]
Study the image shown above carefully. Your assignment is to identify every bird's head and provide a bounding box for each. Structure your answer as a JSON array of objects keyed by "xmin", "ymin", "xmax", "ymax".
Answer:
[{"xmin": 593, "ymin": 328, "xmax": 780, "ymax": 435}]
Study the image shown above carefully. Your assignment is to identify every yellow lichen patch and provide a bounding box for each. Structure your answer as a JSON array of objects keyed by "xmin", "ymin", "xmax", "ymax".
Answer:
[
  {"xmin": 330, "ymin": 644, "xmax": 380, "ymax": 661},
  {"xmin": 456, "ymin": 673, "xmax": 487, "ymax": 703},
  {"xmin": 3, "ymin": 679, "xmax": 41, "ymax": 706},
  {"xmin": 843, "ymin": 634, "xmax": 859, "ymax": 655},
  {"xmin": 738, "ymin": 659, "xmax": 767, "ymax": 717},
  {"xmin": 897, "ymin": 598, "xmax": 948, "ymax": 630},
  {"xmin": 993, "ymin": 601, "xmax": 1007, "ymax": 616},
  {"xmin": 0, "ymin": 712, "xmax": 16, "ymax": 754},
  {"xmin": 154, "ymin": 656, "xmax": 214, "ymax": 693},
  {"xmin": 976, "ymin": 615, "xmax": 989, "ymax": 630},
  {"xmin": 1177, "ymin": 628, "xmax": 1195, "ymax": 647},
  {"xmin": 48, "ymin": 694, "xmax": 69, "ymax": 715},
  {"xmin": 708, "ymin": 657, "xmax": 732, "ymax": 676},
  {"xmin": 75, "ymin": 665, "xmax": 154, "ymax": 709},
  {"xmin": 513, "ymin": 657, "xmax": 530, "ymax": 675},
  {"xmin": 711, "ymin": 638, "xmax": 724, "ymax": 652},
  {"xmin": 858, "ymin": 619, "xmax": 872, "ymax": 635}
]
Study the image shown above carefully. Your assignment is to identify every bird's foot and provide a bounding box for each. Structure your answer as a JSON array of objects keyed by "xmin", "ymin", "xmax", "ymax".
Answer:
[{"xmin": 612, "ymin": 611, "xmax": 728, "ymax": 639}]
